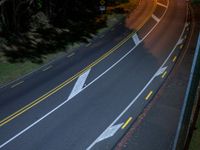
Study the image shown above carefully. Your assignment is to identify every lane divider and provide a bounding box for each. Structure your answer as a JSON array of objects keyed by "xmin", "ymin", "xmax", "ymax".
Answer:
[
  {"xmin": 145, "ymin": 91, "xmax": 153, "ymax": 100},
  {"xmin": 121, "ymin": 117, "xmax": 133, "ymax": 129},
  {"xmin": 162, "ymin": 71, "xmax": 168, "ymax": 78},
  {"xmin": 173, "ymin": 56, "xmax": 177, "ymax": 62},
  {"xmin": 10, "ymin": 81, "xmax": 24, "ymax": 89},
  {"xmin": 86, "ymin": 42, "xmax": 92, "ymax": 47}
]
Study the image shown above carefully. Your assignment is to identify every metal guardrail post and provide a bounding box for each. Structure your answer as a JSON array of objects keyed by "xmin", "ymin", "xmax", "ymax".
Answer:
[{"xmin": 172, "ymin": 32, "xmax": 200, "ymax": 150}]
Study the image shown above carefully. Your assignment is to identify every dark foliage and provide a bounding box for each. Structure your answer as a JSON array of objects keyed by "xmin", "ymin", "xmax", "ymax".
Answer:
[{"xmin": 0, "ymin": 0, "xmax": 127, "ymax": 63}]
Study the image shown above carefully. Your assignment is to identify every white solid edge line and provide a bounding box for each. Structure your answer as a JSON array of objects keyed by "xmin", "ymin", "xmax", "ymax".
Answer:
[
  {"xmin": 155, "ymin": 66, "xmax": 168, "ymax": 77},
  {"xmin": 0, "ymin": 0, "xmax": 173, "ymax": 148}
]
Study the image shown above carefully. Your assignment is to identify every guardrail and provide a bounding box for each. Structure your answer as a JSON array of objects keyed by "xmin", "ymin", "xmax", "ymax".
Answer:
[{"xmin": 172, "ymin": 32, "xmax": 200, "ymax": 150}]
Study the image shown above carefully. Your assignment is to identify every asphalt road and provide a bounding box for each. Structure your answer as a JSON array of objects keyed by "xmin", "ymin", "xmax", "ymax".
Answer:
[{"xmin": 0, "ymin": 0, "xmax": 189, "ymax": 149}]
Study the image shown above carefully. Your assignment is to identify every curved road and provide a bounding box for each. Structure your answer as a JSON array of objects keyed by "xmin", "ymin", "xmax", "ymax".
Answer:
[{"xmin": 0, "ymin": 0, "xmax": 189, "ymax": 149}]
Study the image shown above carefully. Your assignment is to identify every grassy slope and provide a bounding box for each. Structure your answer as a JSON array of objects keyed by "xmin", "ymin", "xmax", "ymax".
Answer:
[{"xmin": 0, "ymin": 52, "xmax": 65, "ymax": 85}]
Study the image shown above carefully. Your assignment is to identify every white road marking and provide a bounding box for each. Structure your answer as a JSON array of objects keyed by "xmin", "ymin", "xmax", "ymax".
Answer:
[
  {"xmin": 67, "ymin": 52, "xmax": 75, "ymax": 58},
  {"xmin": 152, "ymin": 14, "xmax": 160, "ymax": 22},
  {"xmin": 11, "ymin": 81, "xmax": 24, "ymax": 88},
  {"xmin": 142, "ymin": 0, "xmax": 169, "ymax": 41},
  {"xmin": 177, "ymin": 38, "xmax": 184, "ymax": 45},
  {"xmin": 157, "ymin": 2, "xmax": 167, "ymax": 8},
  {"xmin": 42, "ymin": 65, "xmax": 52, "ymax": 71},
  {"xmin": 132, "ymin": 34, "xmax": 140, "ymax": 45},
  {"xmin": 155, "ymin": 66, "xmax": 168, "ymax": 77},
  {"xmin": 96, "ymin": 123, "xmax": 123, "ymax": 143},
  {"xmin": 68, "ymin": 69, "xmax": 91, "ymax": 100},
  {"xmin": 86, "ymin": 42, "xmax": 92, "ymax": 47}
]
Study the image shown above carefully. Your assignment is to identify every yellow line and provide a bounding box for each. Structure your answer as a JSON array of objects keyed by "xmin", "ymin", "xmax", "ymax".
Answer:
[
  {"xmin": 173, "ymin": 56, "xmax": 177, "ymax": 62},
  {"xmin": 145, "ymin": 90, "xmax": 153, "ymax": 100},
  {"xmin": 184, "ymin": 35, "xmax": 187, "ymax": 39},
  {"xmin": 180, "ymin": 44, "xmax": 183, "ymax": 49},
  {"xmin": 121, "ymin": 117, "xmax": 132, "ymax": 129},
  {"xmin": 0, "ymin": 1, "xmax": 157, "ymax": 127},
  {"xmin": 11, "ymin": 81, "xmax": 24, "ymax": 88},
  {"xmin": 161, "ymin": 71, "xmax": 167, "ymax": 78}
]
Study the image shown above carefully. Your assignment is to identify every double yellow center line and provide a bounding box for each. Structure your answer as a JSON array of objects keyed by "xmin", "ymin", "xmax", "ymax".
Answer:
[{"xmin": 0, "ymin": 32, "xmax": 135, "ymax": 127}]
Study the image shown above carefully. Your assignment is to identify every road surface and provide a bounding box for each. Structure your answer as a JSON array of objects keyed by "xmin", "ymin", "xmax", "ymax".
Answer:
[{"xmin": 0, "ymin": 0, "xmax": 189, "ymax": 149}]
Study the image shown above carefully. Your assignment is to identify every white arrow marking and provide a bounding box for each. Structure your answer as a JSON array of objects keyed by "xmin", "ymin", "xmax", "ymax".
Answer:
[
  {"xmin": 177, "ymin": 38, "xmax": 184, "ymax": 45},
  {"xmin": 87, "ymin": 123, "xmax": 123, "ymax": 149},
  {"xmin": 68, "ymin": 69, "xmax": 91, "ymax": 100},
  {"xmin": 132, "ymin": 34, "xmax": 140, "ymax": 45},
  {"xmin": 155, "ymin": 66, "xmax": 168, "ymax": 77}
]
